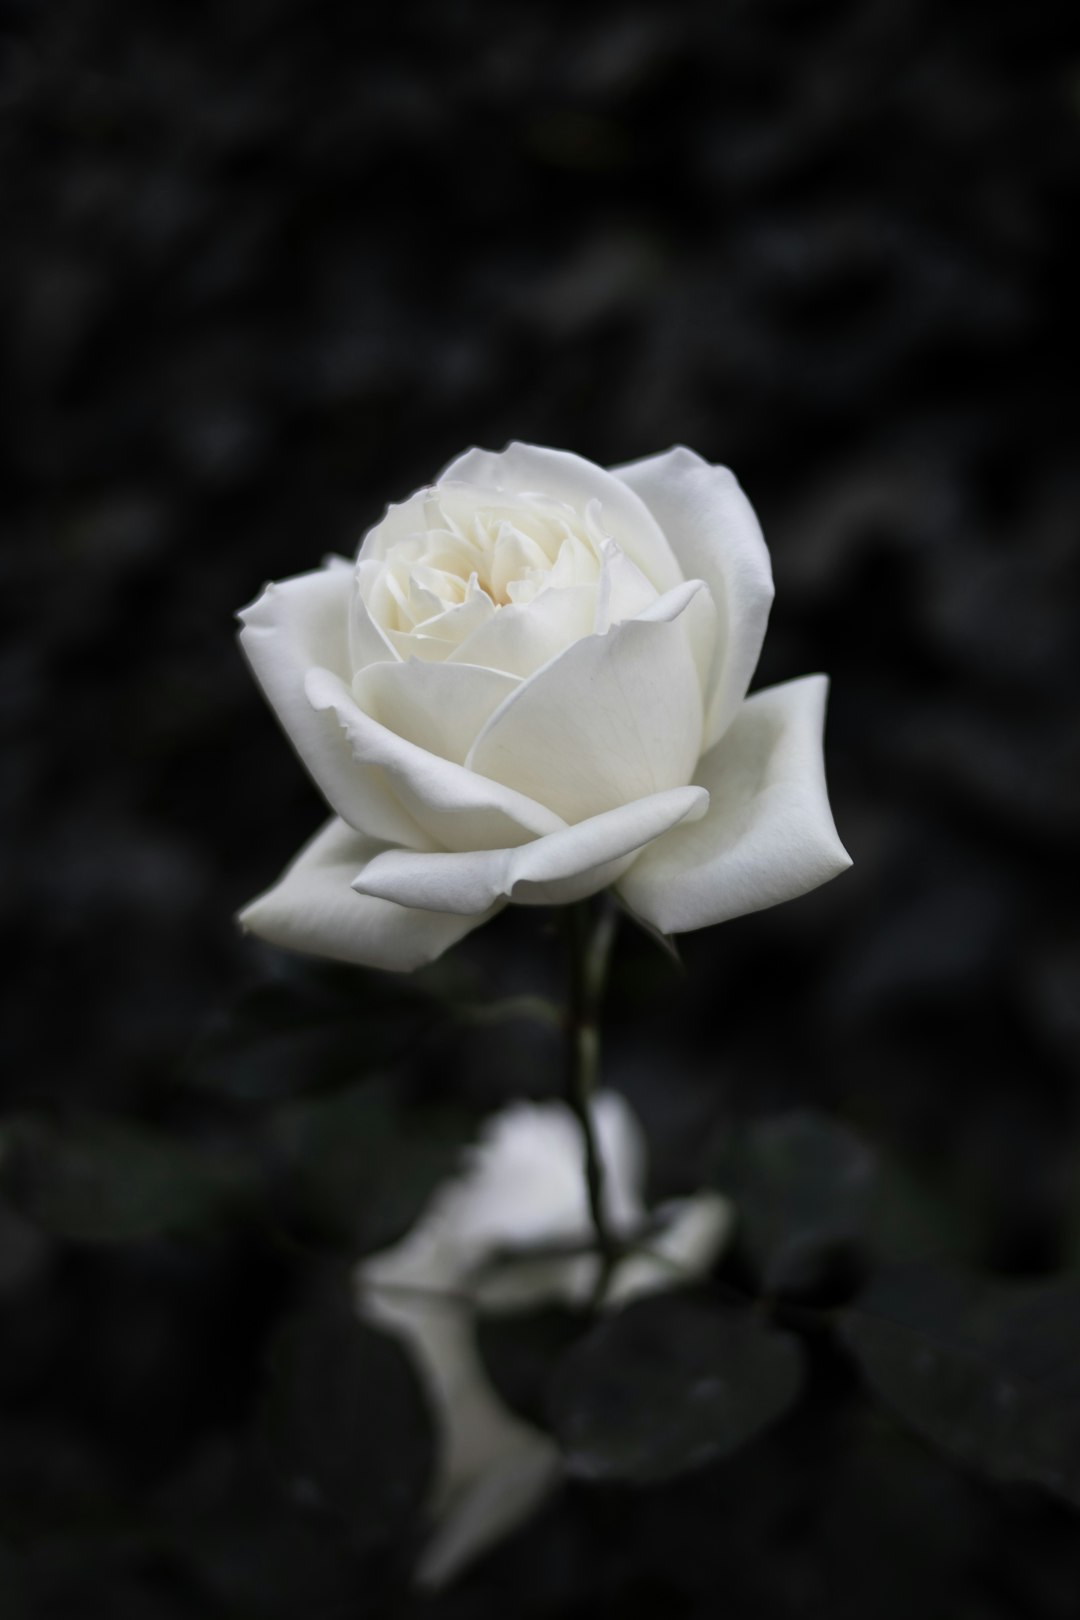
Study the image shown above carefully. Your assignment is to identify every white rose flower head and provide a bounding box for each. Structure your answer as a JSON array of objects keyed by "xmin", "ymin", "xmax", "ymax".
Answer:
[
  {"xmin": 355, "ymin": 1090, "xmax": 731, "ymax": 1587},
  {"xmin": 238, "ymin": 444, "xmax": 851, "ymax": 970}
]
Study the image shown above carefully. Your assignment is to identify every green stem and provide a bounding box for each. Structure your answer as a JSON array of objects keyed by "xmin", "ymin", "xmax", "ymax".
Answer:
[{"xmin": 563, "ymin": 897, "xmax": 619, "ymax": 1289}]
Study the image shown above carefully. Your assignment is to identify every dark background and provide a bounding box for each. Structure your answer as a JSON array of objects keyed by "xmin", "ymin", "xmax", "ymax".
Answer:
[{"xmin": 2, "ymin": 0, "xmax": 1079, "ymax": 1615}]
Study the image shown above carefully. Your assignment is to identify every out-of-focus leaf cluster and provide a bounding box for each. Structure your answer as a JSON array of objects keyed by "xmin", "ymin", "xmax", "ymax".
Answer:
[{"xmin": 5, "ymin": 945, "xmax": 1080, "ymax": 1612}]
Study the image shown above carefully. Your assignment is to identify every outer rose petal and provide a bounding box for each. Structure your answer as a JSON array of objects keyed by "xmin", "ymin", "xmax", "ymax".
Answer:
[
  {"xmin": 305, "ymin": 668, "xmax": 567, "ymax": 851},
  {"xmin": 439, "ymin": 442, "xmax": 685, "ymax": 595},
  {"xmin": 352, "ymin": 659, "xmax": 520, "ymax": 766},
  {"xmin": 238, "ymin": 563, "xmax": 425, "ymax": 848},
  {"xmin": 352, "ymin": 785, "xmax": 709, "ymax": 915},
  {"xmin": 614, "ymin": 447, "xmax": 774, "ymax": 748},
  {"xmin": 616, "ymin": 675, "xmax": 851, "ymax": 934},
  {"xmin": 238, "ymin": 818, "xmax": 499, "ymax": 972},
  {"xmin": 466, "ymin": 581, "xmax": 709, "ymax": 824}
]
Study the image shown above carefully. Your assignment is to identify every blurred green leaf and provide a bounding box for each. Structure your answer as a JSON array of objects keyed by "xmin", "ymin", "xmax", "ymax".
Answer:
[
  {"xmin": 476, "ymin": 1306, "xmax": 592, "ymax": 1430},
  {"xmin": 841, "ymin": 1264, "xmax": 1080, "ymax": 1508},
  {"xmin": 261, "ymin": 1306, "xmax": 434, "ymax": 1550},
  {"xmin": 717, "ymin": 1110, "xmax": 876, "ymax": 1301},
  {"xmin": 0, "ymin": 1116, "xmax": 254, "ymax": 1243},
  {"xmin": 550, "ymin": 1291, "xmax": 803, "ymax": 1484},
  {"xmin": 268, "ymin": 1080, "xmax": 480, "ymax": 1257}
]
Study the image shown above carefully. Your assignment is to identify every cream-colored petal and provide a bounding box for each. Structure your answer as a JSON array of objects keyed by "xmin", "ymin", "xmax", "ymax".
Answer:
[
  {"xmin": 350, "ymin": 560, "xmax": 402, "ymax": 672},
  {"xmin": 614, "ymin": 447, "xmax": 774, "ymax": 747},
  {"xmin": 238, "ymin": 564, "xmax": 425, "ymax": 847},
  {"xmin": 306, "ymin": 668, "xmax": 566, "ymax": 851},
  {"xmin": 352, "ymin": 660, "xmax": 520, "ymax": 766},
  {"xmin": 446, "ymin": 584, "xmax": 598, "ymax": 677},
  {"xmin": 238, "ymin": 818, "xmax": 497, "ymax": 972},
  {"xmin": 617, "ymin": 674, "xmax": 851, "ymax": 933},
  {"xmin": 439, "ymin": 442, "xmax": 685, "ymax": 595},
  {"xmin": 592, "ymin": 538, "xmax": 659, "ymax": 632},
  {"xmin": 353, "ymin": 786, "xmax": 708, "ymax": 916},
  {"xmin": 466, "ymin": 582, "xmax": 707, "ymax": 824}
]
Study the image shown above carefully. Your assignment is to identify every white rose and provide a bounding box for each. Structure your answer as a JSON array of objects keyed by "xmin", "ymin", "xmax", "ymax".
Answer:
[
  {"xmin": 238, "ymin": 444, "xmax": 850, "ymax": 970},
  {"xmin": 355, "ymin": 1091, "xmax": 731, "ymax": 1586}
]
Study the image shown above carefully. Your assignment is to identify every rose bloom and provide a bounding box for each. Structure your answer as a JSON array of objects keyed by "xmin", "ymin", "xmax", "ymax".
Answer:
[
  {"xmin": 356, "ymin": 1092, "xmax": 730, "ymax": 1586},
  {"xmin": 239, "ymin": 444, "xmax": 850, "ymax": 969}
]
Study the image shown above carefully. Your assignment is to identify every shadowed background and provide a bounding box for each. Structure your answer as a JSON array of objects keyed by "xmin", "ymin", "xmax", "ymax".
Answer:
[{"xmin": 2, "ymin": 0, "xmax": 1078, "ymax": 1615}]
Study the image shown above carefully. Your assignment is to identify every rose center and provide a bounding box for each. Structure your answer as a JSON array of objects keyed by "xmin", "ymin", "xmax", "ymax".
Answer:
[{"xmin": 369, "ymin": 492, "xmax": 606, "ymax": 637}]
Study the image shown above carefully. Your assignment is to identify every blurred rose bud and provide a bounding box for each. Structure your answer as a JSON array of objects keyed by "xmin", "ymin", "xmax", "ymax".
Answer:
[{"xmin": 355, "ymin": 1091, "xmax": 731, "ymax": 1586}]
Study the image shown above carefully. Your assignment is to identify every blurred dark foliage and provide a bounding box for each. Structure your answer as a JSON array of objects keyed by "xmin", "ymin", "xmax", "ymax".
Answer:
[{"xmin": 2, "ymin": 0, "xmax": 1080, "ymax": 1614}]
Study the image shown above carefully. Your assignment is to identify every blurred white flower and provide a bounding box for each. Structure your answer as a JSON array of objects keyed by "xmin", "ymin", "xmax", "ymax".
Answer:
[
  {"xmin": 238, "ymin": 443, "xmax": 850, "ymax": 971},
  {"xmin": 355, "ymin": 1091, "xmax": 731, "ymax": 1586}
]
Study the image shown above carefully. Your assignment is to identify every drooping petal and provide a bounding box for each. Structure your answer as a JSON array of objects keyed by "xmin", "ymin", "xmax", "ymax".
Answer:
[
  {"xmin": 238, "ymin": 564, "xmax": 425, "ymax": 847},
  {"xmin": 355, "ymin": 1094, "xmax": 649, "ymax": 1584},
  {"xmin": 238, "ymin": 818, "xmax": 497, "ymax": 972},
  {"xmin": 466, "ymin": 581, "xmax": 708, "ymax": 824},
  {"xmin": 614, "ymin": 447, "xmax": 774, "ymax": 748},
  {"xmin": 306, "ymin": 668, "xmax": 566, "ymax": 851},
  {"xmin": 616, "ymin": 674, "xmax": 852, "ymax": 934},
  {"xmin": 353, "ymin": 785, "xmax": 708, "ymax": 915},
  {"xmin": 355, "ymin": 1092, "xmax": 731, "ymax": 1586},
  {"xmin": 352, "ymin": 660, "xmax": 520, "ymax": 766},
  {"xmin": 439, "ymin": 442, "xmax": 685, "ymax": 596},
  {"xmin": 359, "ymin": 1266, "xmax": 559, "ymax": 1587}
]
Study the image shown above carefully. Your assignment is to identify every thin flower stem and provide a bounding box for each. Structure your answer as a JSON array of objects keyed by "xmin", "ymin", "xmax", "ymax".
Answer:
[{"xmin": 563, "ymin": 896, "xmax": 620, "ymax": 1292}]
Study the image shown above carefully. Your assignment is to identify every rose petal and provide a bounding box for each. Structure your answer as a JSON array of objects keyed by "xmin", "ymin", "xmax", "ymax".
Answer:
[
  {"xmin": 238, "ymin": 818, "xmax": 497, "ymax": 972},
  {"xmin": 592, "ymin": 537, "xmax": 659, "ymax": 632},
  {"xmin": 352, "ymin": 660, "xmax": 520, "ymax": 766},
  {"xmin": 466, "ymin": 581, "xmax": 708, "ymax": 824},
  {"xmin": 306, "ymin": 668, "xmax": 567, "ymax": 851},
  {"xmin": 238, "ymin": 564, "xmax": 425, "ymax": 847},
  {"xmin": 415, "ymin": 1445, "xmax": 562, "ymax": 1590},
  {"xmin": 604, "ymin": 1193, "xmax": 733, "ymax": 1308},
  {"xmin": 357, "ymin": 1092, "xmax": 647, "ymax": 1587},
  {"xmin": 614, "ymin": 447, "xmax": 774, "ymax": 748},
  {"xmin": 353, "ymin": 785, "xmax": 709, "ymax": 915},
  {"xmin": 446, "ymin": 584, "xmax": 598, "ymax": 677},
  {"xmin": 350, "ymin": 559, "xmax": 402, "ymax": 671},
  {"xmin": 360, "ymin": 1275, "xmax": 556, "ymax": 1586},
  {"xmin": 616, "ymin": 674, "xmax": 852, "ymax": 933},
  {"xmin": 439, "ymin": 442, "xmax": 685, "ymax": 595}
]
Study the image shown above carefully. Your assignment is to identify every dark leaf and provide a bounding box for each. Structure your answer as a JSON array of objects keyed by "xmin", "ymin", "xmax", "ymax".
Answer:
[
  {"xmin": 476, "ymin": 1306, "xmax": 592, "ymax": 1430},
  {"xmin": 0, "ymin": 1543, "xmax": 26, "ymax": 1620},
  {"xmin": 550, "ymin": 1291, "xmax": 803, "ymax": 1484},
  {"xmin": 841, "ymin": 1264, "xmax": 1080, "ymax": 1507},
  {"xmin": 1, "ymin": 1116, "xmax": 254, "ymax": 1243},
  {"xmin": 718, "ymin": 1110, "xmax": 876, "ymax": 1300},
  {"xmin": 268, "ymin": 1079, "xmax": 480, "ymax": 1256},
  {"xmin": 187, "ymin": 958, "xmax": 446, "ymax": 1103},
  {"xmin": 261, "ymin": 1306, "xmax": 434, "ymax": 1549}
]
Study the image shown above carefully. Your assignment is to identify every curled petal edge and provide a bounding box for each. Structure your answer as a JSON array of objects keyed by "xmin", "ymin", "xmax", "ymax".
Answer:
[
  {"xmin": 616, "ymin": 674, "xmax": 851, "ymax": 935},
  {"xmin": 353, "ymin": 785, "xmax": 710, "ymax": 915}
]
